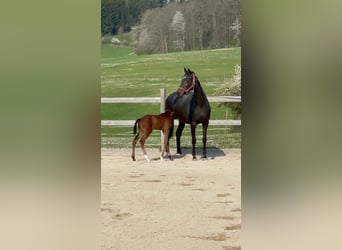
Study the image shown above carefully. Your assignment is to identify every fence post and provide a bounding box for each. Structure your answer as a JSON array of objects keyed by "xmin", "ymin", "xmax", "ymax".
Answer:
[
  {"xmin": 160, "ymin": 88, "xmax": 166, "ymax": 150},
  {"xmin": 160, "ymin": 88, "xmax": 166, "ymax": 113}
]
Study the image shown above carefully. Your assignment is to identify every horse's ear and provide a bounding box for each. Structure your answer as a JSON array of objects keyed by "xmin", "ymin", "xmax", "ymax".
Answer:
[
  {"xmin": 187, "ymin": 68, "xmax": 193, "ymax": 74},
  {"xmin": 184, "ymin": 67, "xmax": 187, "ymax": 74}
]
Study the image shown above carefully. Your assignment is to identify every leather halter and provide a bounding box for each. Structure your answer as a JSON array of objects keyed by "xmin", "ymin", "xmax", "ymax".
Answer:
[{"xmin": 178, "ymin": 73, "xmax": 195, "ymax": 95}]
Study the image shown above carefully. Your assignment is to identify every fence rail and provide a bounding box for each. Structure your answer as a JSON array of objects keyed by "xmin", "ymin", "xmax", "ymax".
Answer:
[
  {"xmin": 101, "ymin": 96, "xmax": 241, "ymax": 104},
  {"xmin": 101, "ymin": 97, "xmax": 161, "ymax": 104},
  {"xmin": 101, "ymin": 89, "xmax": 241, "ymax": 127},
  {"xmin": 101, "ymin": 119, "xmax": 241, "ymax": 126}
]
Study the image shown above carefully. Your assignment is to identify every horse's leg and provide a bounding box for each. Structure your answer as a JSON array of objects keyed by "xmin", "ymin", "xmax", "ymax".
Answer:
[
  {"xmin": 190, "ymin": 123, "xmax": 197, "ymax": 160},
  {"xmin": 202, "ymin": 122, "xmax": 209, "ymax": 159},
  {"xmin": 131, "ymin": 133, "xmax": 140, "ymax": 161},
  {"xmin": 166, "ymin": 124, "xmax": 173, "ymax": 160},
  {"xmin": 176, "ymin": 122, "xmax": 185, "ymax": 155}
]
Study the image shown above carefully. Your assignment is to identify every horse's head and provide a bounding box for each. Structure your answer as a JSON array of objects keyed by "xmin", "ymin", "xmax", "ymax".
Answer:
[{"xmin": 177, "ymin": 68, "xmax": 196, "ymax": 96}]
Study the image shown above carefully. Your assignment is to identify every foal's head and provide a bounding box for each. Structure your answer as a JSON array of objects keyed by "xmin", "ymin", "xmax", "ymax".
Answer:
[
  {"xmin": 168, "ymin": 110, "xmax": 175, "ymax": 118},
  {"xmin": 178, "ymin": 68, "xmax": 196, "ymax": 96}
]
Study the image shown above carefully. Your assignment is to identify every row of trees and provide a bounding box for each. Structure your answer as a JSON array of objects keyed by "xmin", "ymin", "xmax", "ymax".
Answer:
[
  {"xmin": 101, "ymin": 0, "xmax": 169, "ymax": 35},
  {"xmin": 134, "ymin": 0, "xmax": 240, "ymax": 54},
  {"xmin": 102, "ymin": 0, "xmax": 240, "ymax": 54}
]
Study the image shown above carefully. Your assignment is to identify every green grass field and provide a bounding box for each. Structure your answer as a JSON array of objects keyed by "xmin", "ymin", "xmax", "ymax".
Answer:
[{"xmin": 101, "ymin": 44, "xmax": 241, "ymax": 148}]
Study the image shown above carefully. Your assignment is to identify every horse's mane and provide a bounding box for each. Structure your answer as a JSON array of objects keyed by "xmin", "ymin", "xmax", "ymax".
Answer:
[{"xmin": 194, "ymin": 78, "xmax": 208, "ymax": 105}]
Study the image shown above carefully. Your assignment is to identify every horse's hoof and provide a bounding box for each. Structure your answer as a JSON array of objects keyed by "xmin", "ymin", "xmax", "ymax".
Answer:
[
  {"xmin": 131, "ymin": 156, "xmax": 136, "ymax": 161},
  {"xmin": 192, "ymin": 156, "xmax": 197, "ymax": 161},
  {"xmin": 201, "ymin": 156, "xmax": 208, "ymax": 160}
]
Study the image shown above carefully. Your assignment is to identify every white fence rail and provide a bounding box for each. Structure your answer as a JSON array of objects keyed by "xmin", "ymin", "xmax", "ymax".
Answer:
[
  {"xmin": 101, "ymin": 119, "xmax": 241, "ymax": 126},
  {"xmin": 101, "ymin": 97, "xmax": 161, "ymax": 104},
  {"xmin": 101, "ymin": 88, "xmax": 241, "ymax": 127},
  {"xmin": 101, "ymin": 96, "xmax": 241, "ymax": 104}
]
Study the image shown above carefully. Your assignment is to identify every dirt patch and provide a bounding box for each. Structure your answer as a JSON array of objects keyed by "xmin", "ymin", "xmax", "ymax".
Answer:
[
  {"xmin": 185, "ymin": 232, "xmax": 229, "ymax": 241},
  {"xmin": 225, "ymin": 224, "xmax": 241, "ymax": 230},
  {"xmin": 217, "ymin": 193, "xmax": 232, "ymax": 197},
  {"xmin": 209, "ymin": 216, "xmax": 235, "ymax": 220},
  {"xmin": 143, "ymin": 179, "xmax": 162, "ymax": 183}
]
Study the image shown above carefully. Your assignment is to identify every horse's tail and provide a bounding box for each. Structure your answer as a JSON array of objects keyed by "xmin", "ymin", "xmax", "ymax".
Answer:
[{"xmin": 133, "ymin": 119, "xmax": 140, "ymax": 135}]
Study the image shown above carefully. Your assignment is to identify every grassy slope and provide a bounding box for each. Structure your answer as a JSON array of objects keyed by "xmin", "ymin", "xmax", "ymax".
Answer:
[{"xmin": 101, "ymin": 44, "xmax": 241, "ymax": 148}]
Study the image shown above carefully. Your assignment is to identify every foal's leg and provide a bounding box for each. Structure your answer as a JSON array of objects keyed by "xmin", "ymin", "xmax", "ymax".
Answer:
[
  {"xmin": 166, "ymin": 139, "xmax": 172, "ymax": 160},
  {"xmin": 160, "ymin": 130, "xmax": 170, "ymax": 161},
  {"xmin": 131, "ymin": 132, "xmax": 140, "ymax": 161},
  {"xmin": 140, "ymin": 128, "xmax": 152, "ymax": 162},
  {"xmin": 176, "ymin": 122, "xmax": 185, "ymax": 155},
  {"xmin": 160, "ymin": 132, "xmax": 166, "ymax": 161},
  {"xmin": 139, "ymin": 136, "xmax": 150, "ymax": 162}
]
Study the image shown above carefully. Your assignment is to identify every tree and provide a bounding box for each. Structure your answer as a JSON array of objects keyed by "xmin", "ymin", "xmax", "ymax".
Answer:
[
  {"xmin": 101, "ymin": 0, "xmax": 115, "ymax": 35},
  {"xmin": 230, "ymin": 17, "xmax": 241, "ymax": 46},
  {"xmin": 135, "ymin": 9, "xmax": 159, "ymax": 54},
  {"xmin": 171, "ymin": 11, "xmax": 186, "ymax": 51},
  {"xmin": 134, "ymin": 4, "xmax": 176, "ymax": 54}
]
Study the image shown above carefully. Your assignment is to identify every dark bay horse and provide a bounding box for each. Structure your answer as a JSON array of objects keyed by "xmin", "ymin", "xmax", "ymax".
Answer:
[
  {"xmin": 165, "ymin": 68, "xmax": 211, "ymax": 160},
  {"xmin": 131, "ymin": 111, "xmax": 175, "ymax": 162}
]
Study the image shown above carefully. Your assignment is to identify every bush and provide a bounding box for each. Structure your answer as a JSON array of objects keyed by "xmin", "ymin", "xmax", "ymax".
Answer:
[
  {"xmin": 101, "ymin": 34, "xmax": 112, "ymax": 44},
  {"xmin": 110, "ymin": 37, "xmax": 121, "ymax": 45},
  {"xmin": 216, "ymin": 64, "xmax": 241, "ymax": 119}
]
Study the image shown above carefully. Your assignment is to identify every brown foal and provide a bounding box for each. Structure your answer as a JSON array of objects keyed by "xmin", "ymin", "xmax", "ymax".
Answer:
[{"xmin": 131, "ymin": 111, "xmax": 175, "ymax": 162}]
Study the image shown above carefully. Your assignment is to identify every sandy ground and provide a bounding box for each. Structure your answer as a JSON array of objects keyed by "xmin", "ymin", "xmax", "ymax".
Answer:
[{"xmin": 101, "ymin": 147, "xmax": 241, "ymax": 250}]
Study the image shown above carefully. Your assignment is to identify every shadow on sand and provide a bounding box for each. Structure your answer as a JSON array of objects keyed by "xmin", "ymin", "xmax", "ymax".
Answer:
[{"xmin": 172, "ymin": 147, "xmax": 226, "ymax": 160}]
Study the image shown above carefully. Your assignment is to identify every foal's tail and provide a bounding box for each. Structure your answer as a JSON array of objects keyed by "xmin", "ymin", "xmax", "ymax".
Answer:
[{"xmin": 133, "ymin": 118, "xmax": 140, "ymax": 135}]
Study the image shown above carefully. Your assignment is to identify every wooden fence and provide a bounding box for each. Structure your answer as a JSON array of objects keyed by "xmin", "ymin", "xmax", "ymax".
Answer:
[{"xmin": 101, "ymin": 88, "xmax": 241, "ymax": 126}]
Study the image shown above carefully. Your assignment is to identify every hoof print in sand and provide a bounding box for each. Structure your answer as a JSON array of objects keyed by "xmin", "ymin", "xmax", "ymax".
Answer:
[
  {"xmin": 185, "ymin": 232, "xmax": 228, "ymax": 241},
  {"xmin": 224, "ymin": 224, "xmax": 241, "ymax": 231},
  {"xmin": 216, "ymin": 193, "xmax": 232, "ymax": 197},
  {"xmin": 112, "ymin": 212, "xmax": 133, "ymax": 220}
]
